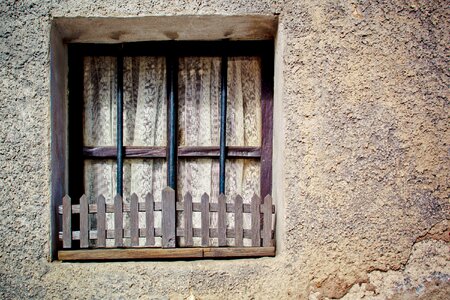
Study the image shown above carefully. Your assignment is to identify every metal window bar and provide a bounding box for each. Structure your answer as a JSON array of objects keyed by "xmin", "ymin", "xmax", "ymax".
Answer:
[
  {"xmin": 167, "ymin": 55, "xmax": 178, "ymax": 190},
  {"xmin": 116, "ymin": 51, "xmax": 124, "ymax": 196},
  {"xmin": 219, "ymin": 55, "xmax": 228, "ymax": 194}
]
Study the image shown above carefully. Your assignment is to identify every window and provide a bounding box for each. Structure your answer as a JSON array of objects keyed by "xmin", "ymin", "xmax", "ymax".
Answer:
[{"xmin": 50, "ymin": 17, "xmax": 277, "ymax": 261}]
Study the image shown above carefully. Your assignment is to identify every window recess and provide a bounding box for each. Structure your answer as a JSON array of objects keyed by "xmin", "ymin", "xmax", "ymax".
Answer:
[{"xmin": 58, "ymin": 41, "xmax": 274, "ymax": 260}]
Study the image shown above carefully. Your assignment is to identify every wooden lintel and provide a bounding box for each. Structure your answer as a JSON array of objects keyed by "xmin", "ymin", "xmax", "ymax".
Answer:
[{"xmin": 58, "ymin": 247, "xmax": 275, "ymax": 261}]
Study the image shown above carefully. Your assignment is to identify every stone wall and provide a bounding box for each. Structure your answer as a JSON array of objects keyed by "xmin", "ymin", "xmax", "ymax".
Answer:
[{"xmin": 0, "ymin": 0, "xmax": 448, "ymax": 299}]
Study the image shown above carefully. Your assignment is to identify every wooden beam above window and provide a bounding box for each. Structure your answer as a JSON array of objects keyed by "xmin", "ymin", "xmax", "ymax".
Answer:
[{"xmin": 53, "ymin": 16, "xmax": 277, "ymax": 43}]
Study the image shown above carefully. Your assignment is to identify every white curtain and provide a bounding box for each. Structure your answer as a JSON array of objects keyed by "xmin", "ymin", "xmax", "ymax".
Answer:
[
  {"xmin": 83, "ymin": 56, "xmax": 167, "ymax": 204},
  {"xmin": 177, "ymin": 56, "xmax": 261, "ymax": 246},
  {"xmin": 83, "ymin": 56, "xmax": 117, "ymax": 205},
  {"xmin": 177, "ymin": 57, "xmax": 261, "ymax": 201},
  {"xmin": 83, "ymin": 56, "xmax": 167, "ymax": 246}
]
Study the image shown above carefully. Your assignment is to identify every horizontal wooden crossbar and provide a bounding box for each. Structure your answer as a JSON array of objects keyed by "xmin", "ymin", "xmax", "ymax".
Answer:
[
  {"xmin": 59, "ymin": 228, "xmax": 274, "ymax": 240},
  {"xmin": 58, "ymin": 247, "xmax": 275, "ymax": 261},
  {"xmin": 83, "ymin": 146, "xmax": 261, "ymax": 158},
  {"xmin": 58, "ymin": 202, "xmax": 275, "ymax": 214}
]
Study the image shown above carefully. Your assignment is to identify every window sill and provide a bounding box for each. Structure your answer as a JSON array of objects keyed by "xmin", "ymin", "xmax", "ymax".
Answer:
[{"xmin": 58, "ymin": 247, "xmax": 275, "ymax": 261}]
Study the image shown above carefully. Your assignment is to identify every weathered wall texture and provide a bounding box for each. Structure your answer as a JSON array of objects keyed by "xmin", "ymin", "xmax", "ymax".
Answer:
[{"xmin": 0, "ymin": 0, "xmax": 448, "ymax": 299}]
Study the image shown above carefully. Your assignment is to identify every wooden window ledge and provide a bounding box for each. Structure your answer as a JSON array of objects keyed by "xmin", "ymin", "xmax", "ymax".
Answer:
[{"xmin": 58, "ymin": 247, "xmax": 275, "ymax": 261}]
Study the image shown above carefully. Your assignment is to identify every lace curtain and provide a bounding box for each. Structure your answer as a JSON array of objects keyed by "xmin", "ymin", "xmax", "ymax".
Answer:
[{"xmin": 82, "ymin": 56, "xmax": 261, "ymax": 246}]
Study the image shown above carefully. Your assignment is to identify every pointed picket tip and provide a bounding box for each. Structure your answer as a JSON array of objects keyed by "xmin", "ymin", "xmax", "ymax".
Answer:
[
  {"xmin": 163, "ymin": 186, "xmax": 175, "ymax": 192},
  {"xmin": 201, "ymin": 192, "xmax": 209, "ymax": 199},
  {"xmin": 263, "ymin": 194, "xmax": 273, "ymax": 201},
  {"xmin": 235, "ymin": 194, "xmax": 243, "ymax": 200},
  {"xmin": 252, "ymin": 193, "xmax": 260, "ymax": 201},
  {"xmin": 184, "ymin": 192, "xmax": 192, "ymax": 200},
  {"xmin": 130, "ymin": 193, "xmax": 138, "ymax": 200},
  {"xmin": 145, "ymin": 192, "xmax": 153, "ymax": 200},
  {"xmin": 97, "ymin": 194, "xmax": 105, "ymax": 201},
  {"xmin": 114, "ymin": 194, "xmax": 123, "ymax": 200},
  {"xmin": 63, "ymin": 194, "xmax": 71, "ymax": 201},
  {"xmin": 79, "ymin": 194, "xmax": 87, "ymax": 201}
]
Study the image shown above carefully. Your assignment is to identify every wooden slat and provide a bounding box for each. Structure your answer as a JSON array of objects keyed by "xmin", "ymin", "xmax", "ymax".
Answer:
[
  {"xmin": 234, "ymin": 195, "xmax": 243, "ymax": 247},
  {"xmin": 260, "ymin": 50, "xmax": 274, "ymax": 199},
  {"xmin": 218, "ymin": 194, "xmax": 227, "ymax": 246},
  {"xmin": 83, "ymin": 146, "xmax": 167, "ymax": 158},
  {"xmin": 178, "ymin": 146, "xmax": 261, "ymax": 158},
  {"xmin": 59, "ymin": 228, "xmax": 275, "ymax": 241},
  {"xmin": 262, "ymin": 195, "xmax": 273, "ymax": 247},
  {"xmin": 96, "ymin": 195, "xmax": 106, "ymax": 248},
  {"xmin": 162, "ymin": 187, "xmax": 176, "ymax": 248},
  {"xmin": 62, "ymin": 195, "xmax": 72, "ymax": 248},
  {"xmin": 58, "ymin": 247, "xmax": 275, "ymax": 261},
  {"xmin": 201, "ymin": 193, "xmax": 209, "ymax": 247},
  {"xmin": 130, "ymin": 193, "xmax": 139, "ymax": 246},
  {"xmin": 145, "ymin": 193, "xmax": 155, "ymax": 246},
  {"xmin": 83, "ymin": 146, "xmax": 260, "ymax": 158},
  {"xmin": 79, "ymin": 195, "xmax": 89, "ymax": 248},
  {"xmin": 184, "ymin": 192, "xmax": 193, "ymax": 246},
  {"xmin": 203, "ymin": 247, "xmax": 275, "ymax": 258},
  {"xmin": 114, "ymin": 194, "xmax": 123, "ymax": 247},
  {"xmin": 50, "ymin": 29, "xmax": 68, "ymax": 260},
  {"xmin": 59, "ymin": 202, "xmax": 275, "ymax": 214},
  {"xmin": 58, "ymin": 248, "xmax": 204, "ymax": 261},
  {"xmin": 251, "ymin": 194, "xmax": 261, "ymax": 246}
]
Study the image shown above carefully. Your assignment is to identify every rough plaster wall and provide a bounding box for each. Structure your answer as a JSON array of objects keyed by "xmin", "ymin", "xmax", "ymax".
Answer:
[{"xmin": 0, "ymin": 0, "xmax": 448, "ymax": 299}]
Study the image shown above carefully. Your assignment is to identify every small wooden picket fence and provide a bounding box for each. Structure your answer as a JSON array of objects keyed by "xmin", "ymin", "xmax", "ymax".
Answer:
[{"xmin": 58, "ymin": 187, "xmax": 275, "ymax": 250}]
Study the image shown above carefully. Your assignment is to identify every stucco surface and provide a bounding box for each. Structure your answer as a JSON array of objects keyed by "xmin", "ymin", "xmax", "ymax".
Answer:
[{"xmin": 0, "ymin": 0, "xmax": 448, "ymax": 299}]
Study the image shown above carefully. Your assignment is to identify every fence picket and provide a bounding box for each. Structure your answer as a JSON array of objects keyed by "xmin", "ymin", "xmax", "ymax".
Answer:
[
  {"xmin": 218, "ymin": 194, "xmax": 227, "ymax": 246},
  {"xmin": 201, "ymin": 193, "xmax": 209, "ymax": 247},
  {"xmin": 79, "ymin": 194, "xmax": 89, "ymax": 248},
  {"xmin": 114, "ymin": 194, "xmax": 123, "ymax": 247},
  {"xmin": 96, "ymin": 195, "xmax": 106, "ymax": 248},
  {"xmin": 130, "ymin": 193, "xmax": 139, "ymax": 246},
  {"xmin": 234, "ymin": 195, "xmax": 243, "ymax": 247},
  {"xmin": 162, "ymin": 187, "xmax": 176, "ymax": 248},
  {"xmin": 145, "ymin": 193, "xmax": 155, "ymax": 246},
  {"xmin": 184, "ymin": 192, "xmax": 193, "ymax": 246},
  {"xmin": 251, "ymin": 194, "xmax": 261, "ymax": 246},
  {"xmin": 59, "ymin": 188, "xmax": 274, "ymax": 252},
  {"xmin": 262, "ymin": 195, "xmax": 273, "ymax": 247},
  {"xmin": 62, "ymin": 195, "xmax": 72, "ymax": 248}
]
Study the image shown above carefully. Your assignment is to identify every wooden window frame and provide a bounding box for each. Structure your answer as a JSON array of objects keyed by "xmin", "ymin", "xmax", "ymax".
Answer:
[{"xmin": 53, "ymin": 40, "xmax": 274, "ymax": 261}]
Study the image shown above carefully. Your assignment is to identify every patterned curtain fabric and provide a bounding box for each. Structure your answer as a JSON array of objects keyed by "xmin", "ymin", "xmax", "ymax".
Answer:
[
  {"xmin": 82, "ymin": 55, "xmax": 261, "ymax": 246},
  {"xmin": 177, "ymin": 56, "xmax": 261, "ymax": 246},
  {"xmin": 83, "ymin": 56, "xmax": 167, "ymax": 205},
  {"xmin": 83, "ymin": 56, "xmax": 117, "ymax": 205},
  {"xmin": 177, "ymin": 57, "xmax": 261, "ymax": 202}
]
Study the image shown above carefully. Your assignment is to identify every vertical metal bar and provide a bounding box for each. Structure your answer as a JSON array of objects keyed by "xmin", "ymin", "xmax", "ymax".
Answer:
[
  {"xmin": 116, "ymin": 51, "xmax": 124, "ymax": 196},
  {"xmin": 167, "ymin": 55, "xmax": 178, "ymax": 189},
  {"xmin": 219, "ymin": 55, "xmax": 228, "ymax": 194}
]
